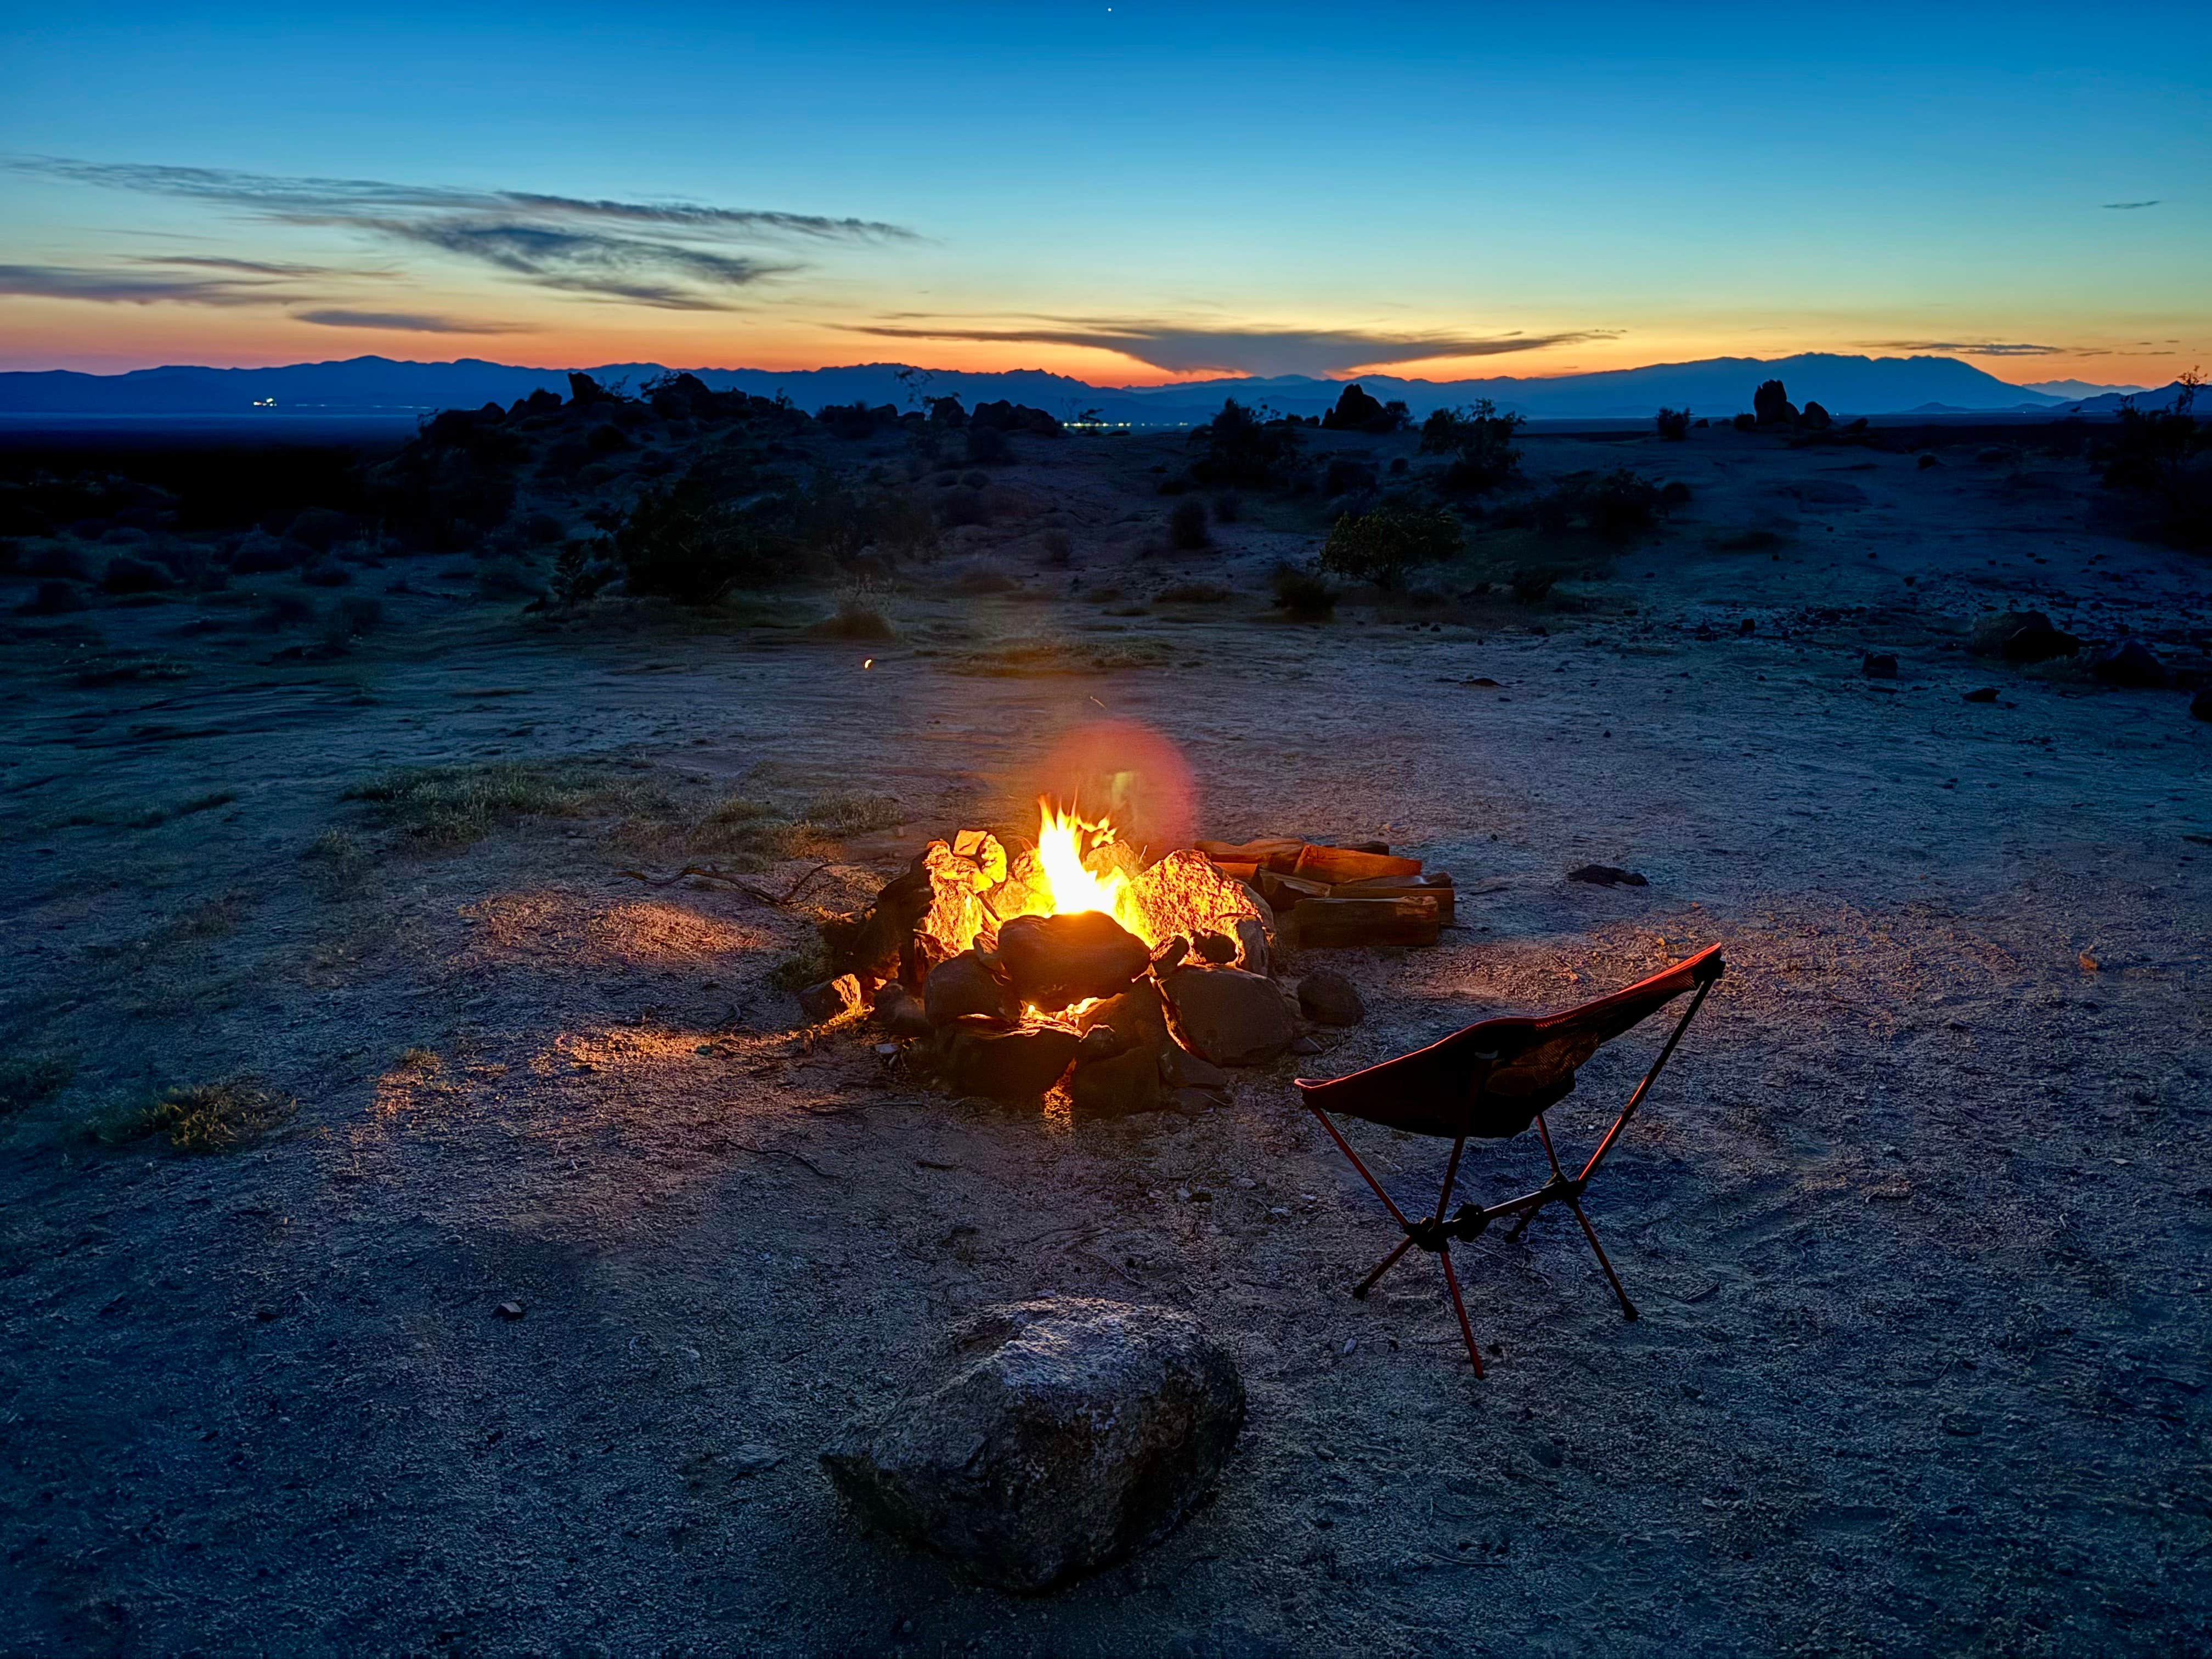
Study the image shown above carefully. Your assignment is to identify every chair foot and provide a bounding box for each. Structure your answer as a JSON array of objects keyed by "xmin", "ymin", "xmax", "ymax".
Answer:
[{"xmin": 1437, "ymin": 1248, "xmax": 1485, "ymax": 1379}]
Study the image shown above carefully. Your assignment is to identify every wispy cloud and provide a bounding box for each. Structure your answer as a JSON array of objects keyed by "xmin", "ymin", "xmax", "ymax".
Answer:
[
  {"xmin": 8, "ymin": 155, "xmax": 913, "ymax": 310},
  {"xmin": 1861, "ymin": 340, "xmax": 2073, "ymax": 358},
  {"xmin": 0, "ymin": 261, "xmax": 294, "ymax": 306},
  {"xmin": 294, "ymin": 308, "xmax": 537, "ymax": 335},
  {"xmin": 2102, "ymin": 200, "xmax": 2161, "ymax": 210},
  {"xmin": 843, "ymin": 315, "xmax": 1617, "ymax": 377}
]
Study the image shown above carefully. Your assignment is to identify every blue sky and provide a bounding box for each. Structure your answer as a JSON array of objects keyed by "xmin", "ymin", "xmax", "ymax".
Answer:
[{"xmin": 2, "ymin": 1, "xmax": 2204, "ymax": 380}]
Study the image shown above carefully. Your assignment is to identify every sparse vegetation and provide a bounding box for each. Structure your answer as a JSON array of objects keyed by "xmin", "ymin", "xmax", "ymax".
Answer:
[
  {"xmin": 0, "ymin": 1054, "xmax": 75, "ymax": 1116},
  {"xmin": 1154, "ymin": 580, "xmax": 1232, "ymax": 603},
  {"xmin": 810, "ymin": 597, "xmax": 896, "ymax": 639},
  {"xmin": 1187, "ymin": 399, "xmax": 1304, "ymax": 489},
  {"xmin": 1168, "ymin": 497, "xmax": 1211, "ymax": 550},
  {"xmin": 1319, "ymin": 502, "xmax": 1463, "ymax": 586},
  {"xmin": 1655, "ymin": 407, "xmax": 1692, "ymax": 441},
  {"xmin": 1270, "ymin": 562, "xmax": 1339, "ymax": 619},
  {"xmin": 100, "ymin": 1077, "xmax": 296, "ymax": 1153},
  {"xmin": 343, "ymin": 760, "xmax": 660, "ymax": 846},
  {"xmin": 1420, "ymin": 400, "xmax": 1523, "ymax": 494},
  {"xmin": 1535, "ymin": 469, "xmax": 1665, "ymax": 540}
]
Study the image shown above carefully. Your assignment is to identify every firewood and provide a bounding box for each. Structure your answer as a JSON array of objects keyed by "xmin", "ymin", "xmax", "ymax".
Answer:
[
  {"xmin": 1256, "ymin": 870, "xmax": 1329, "ymax": 911},
  {"xmin": 1291, "ymin": 845, "xmax": 1423, "ymax": 884},
  {"xmin": 1328, "ymin": 872, "xmax": 1455, "ymax": 926},
  {"xmin": 1198, "ymin": 837, "xmax": 1306, "ymax": 873},
  {"xmin": 1210, "ymin": 860, "xmax": 1259, "ymax": 883},
  {"xmin": 1286, "ymin": 894, "xmax": 1441, "ymax": 949}
]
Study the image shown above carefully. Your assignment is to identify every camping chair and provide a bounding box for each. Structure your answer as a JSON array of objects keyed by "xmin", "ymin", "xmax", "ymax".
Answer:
[{"xmin": 1296, "ymin": 944, "xmax": 1725, "ymax": 1376}]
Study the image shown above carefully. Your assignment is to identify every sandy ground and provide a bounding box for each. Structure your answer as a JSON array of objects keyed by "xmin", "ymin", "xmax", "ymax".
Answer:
[{"xmin": 2, "ymin": 426, "xmax": 2209, "ymax": 1658}]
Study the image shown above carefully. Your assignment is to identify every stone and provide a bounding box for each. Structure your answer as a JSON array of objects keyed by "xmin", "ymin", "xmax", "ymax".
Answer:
[
  {"xmin": 996, "ymin": 911, "xmax": 1149, "ymax": 1013},
  {"xmin": 1077, "ymin": 982, "xmax": 1173, "ymax": 1056},
  {"xmin": 883, "ymin": 998, "xmax": 935, "ymax": 1041},
  {"xmin": 935, "ymin": 1022, "xmax": 1081, "ymax": 1103},
  {"xmin": 1162, "ymin": 966, "xmax": 1294, "ymax": 1068},
  {"xmin": 1862, "ymin": 652, "xmax": 1898, "ymax": 679},
  {"xmin": 2090, "ymin": 639, "xmax": 2168, "ymax": 689},
  {"xmin": 1753, "ymin": 379, "xmax": 1796, "ymax": 426},
  {"xmin": 1566, "ymin": 864, "xmax": 1647, "ymax": 888},
  {"xmin": 923, "ymin": 950, "xmax": 1017, "ymax": 1026},
  {"xmin": 1161, "ymin": 1044, "xmax": 1230, "ymax": 1096},
  {"xmin": 1798, "ymin": 400, "xmax": 1833, "ymax": 431},
  {"xmin": 798, "ymin": 974, "xmax": 864, "ymax": 1022},
  {"xmin": 1231, "ymin": 918, "xmax": 1269, "ymax": 978},
  {"xmin": 1075, "ymin": 1025, "xmax": 1126, "ymax": 1064},
  {"xmin": 1069, "ymin": 1046, "xmax": 1163, "ymax": 1119},
  {"xmin": 1169, "ymin": 1088, "xmax": 1215, "ymax": 1116},
  {"xmin": 1296, "ymin": 968, "xmax": 1365, "ymax": 1027},
  {"xmin": 1962, "ymin": 686, "xmax": 1999, "ymax": 703},
  {"xmin": 1125, "ymin": 851, "xmax": 1265, "ymax": 957},
  {"xmin": 2194, "ymin": 687, "xmax": 2212, "ymax": 723},
  {"xmin": 821, "ymin": 1297, "xmax": 1245, "ymax": 1592},
  {"xmin": 1288, "ymin": 1036, "xmax": 1323, "ymax": 1056},
  {"xmin": 1969, "ymin": 610, "xmax": 2080, "ymax": 663}
]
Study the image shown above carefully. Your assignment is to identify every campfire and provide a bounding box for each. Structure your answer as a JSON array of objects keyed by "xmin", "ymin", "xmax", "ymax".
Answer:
[{"xmin": 810, "ymin": 800, "xmax": 1457, "ymax": 1116}]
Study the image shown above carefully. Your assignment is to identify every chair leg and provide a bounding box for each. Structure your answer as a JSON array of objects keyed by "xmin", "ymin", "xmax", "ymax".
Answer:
[
  {"xmin": 1568, "ymin": 1199, "xmax": 1639, "ymax": 1322},
  {"xmin": 1352, "ymin": 1233, "xmax": 1416, "ymax": 1300},
  {"xmin": 1437, "ymin": 1248, "xmax": 1485, "ymax": 1376}
]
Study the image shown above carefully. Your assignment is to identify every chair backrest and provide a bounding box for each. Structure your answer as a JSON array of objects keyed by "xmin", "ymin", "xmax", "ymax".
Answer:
[{"xmin": 1295, "ymin": 944, "xmax": 1724, "ymax": 1140}]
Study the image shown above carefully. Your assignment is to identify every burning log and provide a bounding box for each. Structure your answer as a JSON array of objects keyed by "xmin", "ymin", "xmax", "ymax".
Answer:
[
  {"xmin": 1285, "ymin": 894, "xmax": 1442, "ymax": 949},
  {"xmin": 996, "ymin": 911, "xmax": 1150, "ymax": 1013}
]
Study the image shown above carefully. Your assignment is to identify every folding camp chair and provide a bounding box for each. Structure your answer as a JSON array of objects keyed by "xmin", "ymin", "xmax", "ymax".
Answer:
[{"xmin": 1296, "ymin": 944, "xmax": 1725, "ymax": 1375}]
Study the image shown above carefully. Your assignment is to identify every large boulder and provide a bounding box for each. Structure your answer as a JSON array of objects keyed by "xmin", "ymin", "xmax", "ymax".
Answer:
[
  {"xmin": 1968, "ymin": 610, "xmax": 2080, "ymax": 663},
  {"xmin": 822, "ymin": 1297, "xmax": 1245, "ymax": 1592},
  {"xmin": 1753, "ymin": 379, "xmax": 1797, "ymax": 426},
  {"xmin": 923, "ymin": 949, "xmax": 1018, "ymax": 1025},
  {"xmin": 1068, "ymin": 1046, "xmax": 1163, "ymax": 1120},
  {"xmin": 1296, "ymin": 968, "xmax": 1365, "ymax": 1028},
  {"xmin": 1162, "ymin": 966, "xmax": 1293, "ymax": 1067},
  {"xmin": 996, "ymin": 911, "xmax": 1149, "ymax": 1013},
  {"xmin": 2090, "ymin": 639, "xmax": 2168, "ymax": 688},
  {"xmin": 935, "ymin": 1022, "xmax": 1081, "ymax": 1103}
]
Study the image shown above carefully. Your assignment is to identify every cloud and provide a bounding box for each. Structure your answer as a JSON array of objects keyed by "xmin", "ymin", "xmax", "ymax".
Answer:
[
  {"xmin": 129, "ymin": 254, "xmax": 352, "ymax": 278},
  {"xmin": 9, "ymin": 155, "xmax": 912, "ymax": 309},
  {"xmin": 2102, "ymin": 200, "xmax": 2160, "ymax": 210},
  {"xmin": 294, "ymin": 308, "xmax": 537, "ymax": 335},
  {"xmin": 842, "ymin": 316, "xmax": 1617, "ymax": 376},
  {"xmin": 0, "ymin": 261, "xmax": 292, "ymax": 306},
  {"xmin": 1861, "ymin": 340, "xmax": 2072, "ymax": 358}
]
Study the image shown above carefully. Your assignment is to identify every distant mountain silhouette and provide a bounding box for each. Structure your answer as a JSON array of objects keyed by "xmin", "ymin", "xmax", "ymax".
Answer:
[
  {"xmin": 0, "ymin": 351, "xmax": 2073, "ymax": 422},
  {"xmin": 2038, "ymin": 381, "xmax": 2194, "ymax": 415}
]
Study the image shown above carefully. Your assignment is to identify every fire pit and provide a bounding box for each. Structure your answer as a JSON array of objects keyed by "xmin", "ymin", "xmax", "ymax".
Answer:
[{"xmin": 809, "ymin": 802, "xmax": 1454, "ymax": 1115}]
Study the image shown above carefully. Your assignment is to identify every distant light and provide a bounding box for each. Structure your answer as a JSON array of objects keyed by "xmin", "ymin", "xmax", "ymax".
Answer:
[{"xmin": 862, "ymin": 658, "xmax": 874, "ymax": 669}]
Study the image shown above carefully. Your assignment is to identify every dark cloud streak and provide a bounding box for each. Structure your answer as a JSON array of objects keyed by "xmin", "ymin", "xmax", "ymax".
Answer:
[
  {"xmin": 1860, "ymin": 340, "xmax": 2071, "ymax": 358},
  {"xmin": 294, "ymin": 308, "xmax": 537, "ymax": 334},
  {"xmin": 843, "ymin": 317, "xmax": 1619, "ymax": 376}
]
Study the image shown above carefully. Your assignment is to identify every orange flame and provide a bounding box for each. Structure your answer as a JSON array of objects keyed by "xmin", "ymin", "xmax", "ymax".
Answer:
[{"xmin": 1034, "ymin": 798, "xmax": 1148, "ymax": 941}]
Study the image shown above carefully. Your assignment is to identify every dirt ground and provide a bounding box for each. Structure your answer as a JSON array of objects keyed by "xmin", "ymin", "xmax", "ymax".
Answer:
[{"xmin": 2, "ymin": 424, "xmax": 2209, "ymax": 1658}]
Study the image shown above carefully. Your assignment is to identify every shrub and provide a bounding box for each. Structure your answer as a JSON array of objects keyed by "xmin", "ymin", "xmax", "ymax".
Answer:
[
  {"xmin": 1188, "ymin": 398, "xmax": 1304, "ymax": 488},
  {"xmin": 1510, "ymin": 566, "xmax": 1561, "ymax": 605},
  {"xmin": 1655, "ymin": 407, "xmax": 1691, "ymax": 441},
  {"xmin": 287, "ymin": 506, "xmax": 353, "ymax": 550},
  {"xmin": 966, "ymin": 424, "xmax": 1013, "ymax": 465},
  {"xmin": 330, "ymin": 596, "xmax": 385, "ymax": 636},
  {"xmin": 253, "ymin": 592, "xmax": 315, "ymax": 630},
  {"xmin": 938, "ymin": 487, "xmax": 988, "ymax": 528},
  {"xmin": 0, "ymin": 1054, "xmax": 75, "ymax": 1115},
  {"xmin": 1041, "ymin": 528, "xmax": 1074, "ymax": 566},
  {"xmin": 1733, "ymin": 413, "xmax": 1756, "ymax": 432},
  {"xmin": 550, "ymin": 540, "xmax": 618, "ymax": 605},
  {"xmin": 1168, "ymin": 498, "xmax": 1211, "ymax": 550},
  {"xmin": 1318, "ymin": 503, "xmax": 1462, "ymax": 587},
  {"xmin": 105, "ymin": 1077, "xmax": 296, "ymax": 1153},
  {"xmin": 19, "ymin": 578, "xmax": 87, "ymax": 615},
  {"xmin": 299, "ymin": 555, "xmax": 353, "ymax": 586},
  {"xmin": 1270, "ymin": 562, "xmax": 1338, "ymax": 619},
  {"xmin": 1154, "ymin": 580, "xmax": 1232, "ymax": 603},
  {"xmin": 1212, "ymin": 492, "xmax": 1242, "ymax": 523},
  {"xmin": 1534, "ymin": 469, "xmax": 1664, "ymax": 540},
  {"xmin": 1420, "ymin": 400, "xmax": 1523, "ymax": 493},
  {"xmin": 610, "ymin": 478, "xmax": 786, "ymax": 602},
  {"xmin": 811, "ymin": 598, "xmax": 896, "ymax": 639},
  {"xmin": 476, "ymin": 556, "xmax": 545, "ymax": 599}
]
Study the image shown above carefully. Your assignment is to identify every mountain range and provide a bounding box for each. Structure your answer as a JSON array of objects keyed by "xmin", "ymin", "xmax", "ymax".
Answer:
[{"xmin": 0, "ymin": 352, "xmax": 2183, "ymax": 424}]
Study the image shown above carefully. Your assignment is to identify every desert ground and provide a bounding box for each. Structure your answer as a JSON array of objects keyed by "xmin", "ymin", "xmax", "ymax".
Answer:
[{"xmin": 2, "ymin": 414, "xmax": 2208, "ymax": 1658}]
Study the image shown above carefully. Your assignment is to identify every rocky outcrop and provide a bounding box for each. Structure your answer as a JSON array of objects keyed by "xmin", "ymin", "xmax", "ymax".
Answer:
[
  {"xmin": 1161, "ymin": 966, "xmax": 1293, "ymax": 1067},
  {"xmin": 822, "ymin": 1297, "xmax": 1245, "ymax": 1592},
  {"xmin": 1753, "ymin": 380, "xmax": 1797, "ymax": 426}
]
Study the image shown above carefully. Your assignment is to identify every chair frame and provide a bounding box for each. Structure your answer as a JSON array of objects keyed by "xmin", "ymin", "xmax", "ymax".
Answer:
[{"xmin": 1302, "ymin": 958, "xmax": 1721, "ymax": 1377}]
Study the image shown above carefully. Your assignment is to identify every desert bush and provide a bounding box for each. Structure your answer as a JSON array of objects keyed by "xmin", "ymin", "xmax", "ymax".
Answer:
[
  {"xmin": 300, "ymin": 555, "xmax": 352, "ymax": 586},
  {"xmin": 1510, "ymin": 566, "xmax": 1561, "ymax": 605},
  {"xmin": 476, "ymin": 556, "xmax": 545, "ymax": 599},
  {"xmin": 966, "ymin": 424, "xmax": 1013, "ymax": 465},
  {"xmin": 1323, "ymin": 457, "xmax": 1380, "ymax": 496},
  {"xmin": 253, "ymin": 591, "xmax": 316, "ymax": 630},
  {"xmin": 1318, "ymin": 502, "xmax": 1463, "ymax": 587},
  {"xmin": 330, "ymin": 596, "xmax": 385, "ymax": 636},
  {"xmin": 2102, "ymin": 375, "xmax": 2209, "ymax": 544},
  {"xmin": 1169, "ymin": 498, "xmax": 1211, "ymax": 550},
  {"xmin": 102, "ymin": 1077, "xmax": 296, "ymax": 1153},
  {"xmin": 811, "ymin": 597, "xmax": 896, "ymax": 639},
  {"xmin": 25, "ymin": 544, "xmax": 91, "ymax": 580},
  {"xmin": 1188, "ymin": 399, "xmax": 1304, "ymax": 488},
  {"xmin": 802, "ymin": 793, "xmax": 904, "ymax": 834},
  {"xmin": 17, "ymin": 578, "xmax": 85, "ymax": 614},
  {"xmin": 1534, "ymin": 469, "xmax": 1664, "ymax": 540},
  {"xmin": 1733, "ymin": 413, "xmax": 1756, "ymax": 432},
  {"xmin": 1270, "ymin": 562, "xmax": 1339, "ymax": 619},
  {"xmin": 1420, "ymin": 400, "xmax": 1523, "ymax": 494},
  {"xmin": 1655, "ymin": 407, "xmax": 1691, "ymax": 441},
  {"xmin": 345, "ymin": 759, "xmax": 656, "ymax": 846},
  {"xmin": 0, "ymin": 1054, "xmax": 75, "ymax": 1116},
  {"xmin": 608, "ymin": 478, "xmax": 787, "ymax": 603},
  {"xmin": 1212, "ymin": 492, "xmax": 1242, "ymax": 523},
  {"xmin": 938, "ymin": 487, "xmax": 988, "ymax": 529},
  {"xmin": 287, "ymin": 506, "xmax": 353, "ymax": 551},
  {"xmin": 1041, "ymin": 528, "xmax": 1074, "ymax": 566},
  {"xmin": 550, "ymin": 540, "xmax": 618, "ymax": 605}
]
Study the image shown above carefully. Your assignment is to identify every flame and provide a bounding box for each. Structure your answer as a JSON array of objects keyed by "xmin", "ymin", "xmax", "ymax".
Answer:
[{"xmin": 1033, "ymin": 798, "xmax": 1149, "ymax": 941}]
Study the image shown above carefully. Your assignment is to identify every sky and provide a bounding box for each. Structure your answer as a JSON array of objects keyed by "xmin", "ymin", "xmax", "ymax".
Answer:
[{"xmin": 1, "ymin": 1, "xmax": 2205, "ymax": 386}]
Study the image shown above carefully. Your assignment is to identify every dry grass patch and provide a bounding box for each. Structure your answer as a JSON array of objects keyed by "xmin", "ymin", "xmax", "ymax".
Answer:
[
  {"xmin": 344, "ymin": 760, "xmax": 668, "ymax": 847},
  {"xmin": 103, "ymin": 1077, "xmax": 296, "ymax": 1153},
  {"xmin": 0, "ymin": 1054, "xmax": 75, "ymax": 1116}
]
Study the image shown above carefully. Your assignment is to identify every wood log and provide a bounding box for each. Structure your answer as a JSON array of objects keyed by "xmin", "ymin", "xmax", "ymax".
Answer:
[
  {"xmin": 1328, "ymin": 872, "xmax": 1456, "ymax": 926},
  {"xmin": 1292, "ymin": 845, "xmax": 1423, "ymax": 884},
  {"xmin": 1256, "ymin": 870, "xmax": 1329, "ymax": 911},
  {"xmin": 1286, "ymin": 894, "xmax": 1441, "ymax": 949},
  {"xmin": 1198, "ymin": 837, "xmax": 1307, "ymax": 873},
  {"xmin": 1210, "ymin": 860, "xmax": 1260, "ymax": 883}
]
